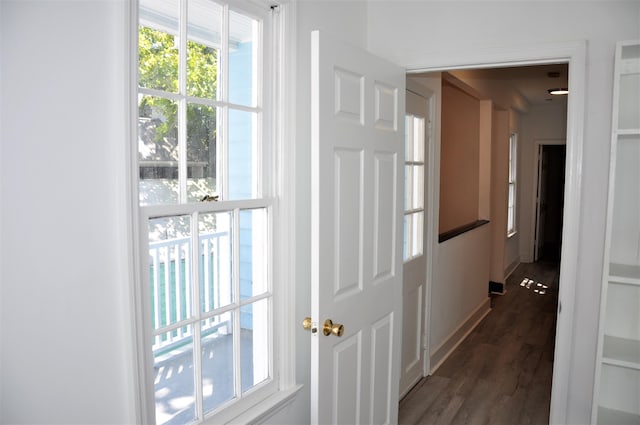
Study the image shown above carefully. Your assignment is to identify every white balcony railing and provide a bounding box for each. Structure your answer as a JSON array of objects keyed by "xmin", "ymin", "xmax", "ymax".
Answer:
[{"xmin": 148, "ymin": 230, "xmax": 231, "ymax": 355}]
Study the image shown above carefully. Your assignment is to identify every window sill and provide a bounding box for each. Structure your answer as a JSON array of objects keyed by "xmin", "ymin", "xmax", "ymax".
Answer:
[{"xmin": 205, "ymin": 384, "xmax": 304, "ymax": 425}]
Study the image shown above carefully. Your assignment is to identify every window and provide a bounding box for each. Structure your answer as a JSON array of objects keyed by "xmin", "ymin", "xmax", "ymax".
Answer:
[
  {"xmin": 507, "ymin": 132, "xmax": 517, "ymax": 237},
  {"xmin": 404, "ymin": 115, "xmax": 425, "ymax": 261},
  {"xmin": 136, "ymin": 0, "xmax": 277, "ymax": 423}
]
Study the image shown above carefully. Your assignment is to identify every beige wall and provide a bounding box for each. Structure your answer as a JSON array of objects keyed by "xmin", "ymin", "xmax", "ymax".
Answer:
[
  {"xmin": 478, "ymin": 100, "xmax": 493, "ymax": 219},
  {"xmin": 438, "ymin": 74, "xmax": 515, "ymax": 287},
  {"xmin": 450, "ymin": 69, "xmax": 524, "ymax": 276},
  {"xmin": 490, "ymin": 108, "xmax": 510, "ymax": 283},
  {"xmin": 439, "ymin": 80, "xmax": 481, "ymax": 233},
  {"xmin": 505, "ymin": 110, "xmax": 522, "ymax": 275}
]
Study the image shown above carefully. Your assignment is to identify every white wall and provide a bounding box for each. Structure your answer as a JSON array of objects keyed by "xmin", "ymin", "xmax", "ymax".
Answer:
[
  {"xmin": 430, "ymin": 225, "xmax": 491, "ymax": 364},
  {"xmin": 1, "ymin": 1, "xmax": 136, "ymax": 423},
  {"xmin": 366, "ymin": 1, "xmax": 640, "ymax": 423},
  {"xmin": 3, "ymin": 1, "xmax": 638, "ymax": 423},
  {"xmin": 0, "ymin": 1, "xmax": 370, "ymax": 423},
  {"xmin": 519, "ymin": 103, "xmax": 568, "ymax": 262}
]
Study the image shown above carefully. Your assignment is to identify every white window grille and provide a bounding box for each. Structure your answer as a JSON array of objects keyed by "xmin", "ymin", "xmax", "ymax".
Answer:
[
  {"xmin": 136, "ymin": 0, "xmax": 277, "ymax": 423},
  {"xmin": 507, "ymin": 132, "xmax": 518, "ymax": 237},
  {"xmin": 404, "ymin": 115, "xmax": 425, "ymax": 261}
]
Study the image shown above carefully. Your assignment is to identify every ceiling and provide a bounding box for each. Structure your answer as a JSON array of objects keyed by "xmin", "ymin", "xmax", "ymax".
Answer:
[{"xmin": 449, "ymin": 63, "xmax": 570, "ymax": 107}]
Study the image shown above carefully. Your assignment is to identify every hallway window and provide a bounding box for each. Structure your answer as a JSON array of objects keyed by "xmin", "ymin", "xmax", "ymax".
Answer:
[
  {"xmin": 137, "ymin": 0, "xmax": 276, "ymax": 423},
  {"xmin": 404, "ymin": 115, "xmax": 425, "ymax": 260},
  {"xmin": 507, "ymin": 132, "xmax": 517, "ymax": 237}
]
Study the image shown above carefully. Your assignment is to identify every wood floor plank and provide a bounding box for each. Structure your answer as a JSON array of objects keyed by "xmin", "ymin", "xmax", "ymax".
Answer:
[
  {"xmin": 399, "ymin": 261, "xmax": 559, "ymax": 424},
  {"xmin": 399, "ymin": 376, "xmax": 450, "ymax": 425}
]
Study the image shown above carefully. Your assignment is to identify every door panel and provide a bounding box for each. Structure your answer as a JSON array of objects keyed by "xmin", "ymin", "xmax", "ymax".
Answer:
[
  {"xmin": 334, "ymin": 148, "xmax": 363, "ymax": 297},
  {"xmin": 402, "ymin": 283, "xmax": 423, "ymax": 371},
  {"xmin": 374, "ymin": 152, "xmax": 397, "ymax": 279},
  {"xmin": 311, "ymin": 30, "xmax": 405, "ymax": 425},
  {"xmin": 333, "ymin": 333, "xmax": 362, "ymax": 424},
  {"xmin": 370, "ymin": 314, "xmax": 393, "ymax": 423}
]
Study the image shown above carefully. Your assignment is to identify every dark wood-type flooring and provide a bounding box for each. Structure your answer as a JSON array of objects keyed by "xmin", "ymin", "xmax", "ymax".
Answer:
[{"xmin": 399, "ymin": 260, "xmax": 560, "ymax": 425}]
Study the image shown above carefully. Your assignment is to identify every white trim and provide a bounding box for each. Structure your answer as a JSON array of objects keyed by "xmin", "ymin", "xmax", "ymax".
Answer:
[
  {"xmin": 128, "ymin": 1, "xmax": 156, "ymax": 423},
  {"xmin": 407, "ymin": 40, "xmax": 587, "ymax": 425},
  {"xmin": 403, "ymin": 113, "xmax": 426, "ymax": 262},
  {"xmin": 141, "ymin": 198, "xmax": 275, "ymax": 218},
  {"xmin": 531, "ymin": 139, "xmax": 566, "ymax": 262},
  {"xmin": 504, "ymin": 258, "xmax": 520, "ymax": 281},
  {"xmin": 272, "ymin": 0, "xmax": 298, "ymax": 392},
  {"xmin": 416, "ymin": 88, "xmax": 438, "ymax": 381},
  {"xmin": 402, "ymin": 79, "xmax": 438, "ymax": 390},
  {"xmin": 507, "ymin": 132, "xmax": 518, "ymax": 238},
  {"xmin": 405, "ymin": 76, "xmax": 440, "ymax": 382},
  {"xmin": 122, "ymin": 1, "xmax": 151, "ymax": 423},
  {"xmin": 428, "ymin": 298, "xmax": 492, "ymax": 374},
  {"xmin": 216, "ymin": 384, "xmax": 303, "ymax": 425},
  {"xmin": 423, "ymin": 90, "xmax": 437, "ymax": 380},
  {"xmin": 128, "ymin": 1, "xmax": 300, "ymax": 423}
]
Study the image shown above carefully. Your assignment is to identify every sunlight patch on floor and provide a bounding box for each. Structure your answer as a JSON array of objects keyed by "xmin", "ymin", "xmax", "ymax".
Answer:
[{"xmin": 520, "ymin": 277, "xmax": 549, "ymax": 295}]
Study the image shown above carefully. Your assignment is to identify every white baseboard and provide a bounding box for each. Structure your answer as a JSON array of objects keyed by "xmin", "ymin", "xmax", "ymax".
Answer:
[
  {"xmin": 504, "ymin": 258, "xmax": 520, "ymax": 280},
  {"xmin": 428, "ymin": 298, "xmax": 492, "ymax": 374}
]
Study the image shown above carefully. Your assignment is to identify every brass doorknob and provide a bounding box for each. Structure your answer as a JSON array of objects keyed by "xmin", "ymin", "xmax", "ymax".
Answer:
[
  {"xmin": 323, "ymin": 319, "xmax": 344, "ymax": 337},
  {"xmin": 302, "ymin": 317, "xmax": 317, "ymax": 333}
]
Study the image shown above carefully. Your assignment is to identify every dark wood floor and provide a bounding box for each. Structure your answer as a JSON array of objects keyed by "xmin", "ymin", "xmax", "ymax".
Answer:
[{"xmin": 399, "ymin": 260, "xmax": 560, "ymax": 425}]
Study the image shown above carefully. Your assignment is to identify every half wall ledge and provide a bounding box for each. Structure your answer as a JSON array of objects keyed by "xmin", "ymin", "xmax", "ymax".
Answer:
[{"xmin": 439, "ymin": 219, "xmax": 490, "ymax": 243}]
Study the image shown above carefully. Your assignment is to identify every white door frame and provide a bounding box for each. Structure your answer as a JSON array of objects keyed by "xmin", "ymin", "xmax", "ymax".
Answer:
[
  {"xmin": 532, "ymin": 139, "xmax": 566, "ymax": 262},
  {"xmin": 423, "ymin": 89, "xmax": 437, "ymax": 381},
  {"xmin": 401, "ymin": 80, "xmax": 438, "ymax": 397},
  {"xmin": 407, "ymin": 40, "xmax": 586, "ymax": 425}
]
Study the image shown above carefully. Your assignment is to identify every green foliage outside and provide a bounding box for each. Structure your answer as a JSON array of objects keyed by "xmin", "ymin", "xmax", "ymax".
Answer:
[{"xmin": 138, "ymin": 26, "xmax": 218, "ymax": 168}]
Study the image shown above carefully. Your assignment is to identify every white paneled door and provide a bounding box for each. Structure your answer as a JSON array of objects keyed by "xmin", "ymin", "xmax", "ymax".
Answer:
[
  {"xmin": 400, "ymin": 89, "xmax": 431, "ymax": 398},
  {"xmin": 310, "ymin": 31, "xmax": 405, "ymax": 424}
]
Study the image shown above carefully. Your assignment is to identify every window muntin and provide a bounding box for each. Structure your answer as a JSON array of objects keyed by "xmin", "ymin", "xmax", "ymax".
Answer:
[
  {"xmin": 137, "ymin": 1, "xmax": 274, "ymax": 423},
  {"xmin": 507, "ymin": 132, "xmax": 517, "ymax": 237},
  {"xmin": 138, "ymin": 0, "xmax": 261, "ymax": 206},
  {"xmin": 187, "ymin": 0, "xmax": 221, "ymax": 99},
  {"xmin": 228, "ymin": 10, "xmax": 258, "ymax": 107},
  {"xmin": 403, "ymin": 115, "xmax": 425, "ymax": 261}
]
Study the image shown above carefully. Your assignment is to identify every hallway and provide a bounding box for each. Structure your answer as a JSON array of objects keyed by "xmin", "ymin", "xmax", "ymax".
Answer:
[{"xmin": 399, "ymin": 260, "xmax": 560, "ymax": 425}]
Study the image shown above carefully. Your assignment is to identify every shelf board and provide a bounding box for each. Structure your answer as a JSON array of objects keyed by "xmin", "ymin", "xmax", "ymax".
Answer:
[
  {"xmin": 615, "ymin": 129, "xmax": 640, "ymax": 135},
  {"xmin": 598, "ymin": 406, "xmax": 640, "ymax": 425},
  {"xmin": 609, "ymin": 263, "xmax": 640, "ymax": 284},
  {"xmin": 619, "ymin": 57, "xmax": 640, "ymax": 74},
  {"xmin": 603, "ymin": 335, "xmax": 640, "ymax": 369}
]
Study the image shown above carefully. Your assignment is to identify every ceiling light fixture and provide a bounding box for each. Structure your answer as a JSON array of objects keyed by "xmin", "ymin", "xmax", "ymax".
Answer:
[{"xmin": 548, "ymin": 88, "xmax": 569, "ymax": 95}]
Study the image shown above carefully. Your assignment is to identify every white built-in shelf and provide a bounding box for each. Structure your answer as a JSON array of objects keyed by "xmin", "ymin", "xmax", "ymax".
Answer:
[
  {"xmin": 603, "ymin": 335, "xmax": 640, "ymax": 369},
  {"xmin": 620, "ymin": 58, "xmax": 640, "ymax": 73},
  {"xmin": 615, "ymin": 129, "xmax": 640, "ymax": 136},
  {"xmin": 598, "ymin": 407, "xmax": 640, "ymax": 425},
  {"xmin": 593, "ymin": 40, "xmax": 640, "ymax": 425},
  {"xmin": 609, "ymin": 263, "xmax": 640, "ymax": 284}
]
